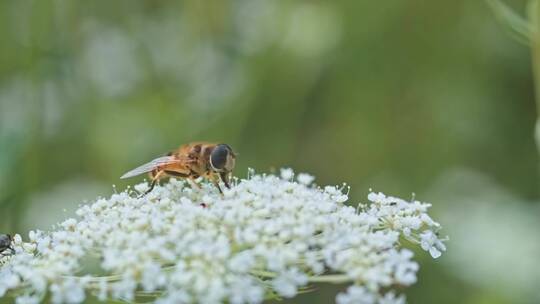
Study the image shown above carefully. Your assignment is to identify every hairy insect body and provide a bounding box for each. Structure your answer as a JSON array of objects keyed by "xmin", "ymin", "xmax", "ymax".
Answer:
[{"xmin": 122, "ymin": 142, "xmax": 236, "ymax": 196}]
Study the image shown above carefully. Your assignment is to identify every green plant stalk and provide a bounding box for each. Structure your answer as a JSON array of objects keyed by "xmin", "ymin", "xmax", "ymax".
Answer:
[
  {"xmin": 486, "ymin": 0, "xmax": 540, "ymax": 164},
  {"xmin": 486, "ymin": 0, "xmax": 531, "ymax": 44},
  {"xmin": 250, "ymin": 269, "xmax": 351, "ymax": 284},
  {"xmin": 529, "ymin": 0, "xmax": 540, "ymax": 157}
]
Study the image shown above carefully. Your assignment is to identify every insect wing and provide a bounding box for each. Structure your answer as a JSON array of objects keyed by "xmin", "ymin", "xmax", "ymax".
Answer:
[{"xmin": 121, "ymin": 156, "xmax": 184, "ymax": 179}]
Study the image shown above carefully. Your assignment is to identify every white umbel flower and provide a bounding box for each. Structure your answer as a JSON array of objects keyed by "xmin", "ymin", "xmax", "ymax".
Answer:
[{"xmin": 0, "ymin": 170, "xmax": 446, "ymax": 303}]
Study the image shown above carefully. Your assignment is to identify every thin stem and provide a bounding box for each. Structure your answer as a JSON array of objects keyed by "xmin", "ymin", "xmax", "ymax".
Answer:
[
  {"xmin": 486, "ymin": 0, "xmax": 531, "ymax": 44},
  {"xmin": 306, "ymin": 274, "xmax": 350, "ymax": 284},
  {"xmin": 250, "ymin": 270, "xmax": 351, "ymax": 284},
  {"xmin": 529, "ymin": 1, "xmax": 540, "ymax": 153}
]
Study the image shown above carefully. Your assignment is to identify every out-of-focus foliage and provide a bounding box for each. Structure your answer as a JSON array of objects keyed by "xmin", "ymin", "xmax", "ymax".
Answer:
[
  {"xmin": 0, "ymin": 0, "xmax": 537, "ymax": 303},
  {"xmin": 487, "ymin": 0, "xmax": 530, "ymax": 44}
]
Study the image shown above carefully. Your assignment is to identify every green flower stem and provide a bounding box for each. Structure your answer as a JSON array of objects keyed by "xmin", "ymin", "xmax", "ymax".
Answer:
[
  {"xmin": 528, "ymin": 0, "xmax": 540, "ymax": 157},
  {"xmin": 486, "ymin": 0, "xmax": 540, "ymax": 158},
  {"xmin": 250, "ymin": 270, "xmax": 351, "ymax": 284},
  {"xmin": 306, "ymin": 274, "xmax": 351, "ymax": 284}
]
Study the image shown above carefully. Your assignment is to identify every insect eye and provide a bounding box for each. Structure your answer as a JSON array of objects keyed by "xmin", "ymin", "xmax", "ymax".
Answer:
[{"xmin": 210, "ymin": 145, "xmax": 230, "ymax": 171}]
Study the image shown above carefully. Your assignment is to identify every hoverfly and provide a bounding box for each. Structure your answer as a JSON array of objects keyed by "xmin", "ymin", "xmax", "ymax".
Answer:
[
  {"xmin": 121, "ymin": 142, "xmax": 236, "ymax": 196},
  {"xmin": 0, "ymin": 234, "xmax": 14, "ymax": 257}
]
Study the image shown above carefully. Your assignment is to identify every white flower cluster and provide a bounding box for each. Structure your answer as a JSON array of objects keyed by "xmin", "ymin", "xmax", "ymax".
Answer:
[{"xmin": 0, "ymin": 169, "xmax": 446, "ymax": 304}]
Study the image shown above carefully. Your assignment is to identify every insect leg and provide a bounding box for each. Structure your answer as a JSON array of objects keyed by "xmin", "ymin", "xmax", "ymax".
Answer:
[
  {"xmin": 213, "ymin": 180, "xmax": 223, "ymax": 194},
  {"xmin": 188, "ymin": 177, "xmax": 202, "ymax": 189},
  {"xmin": 167, "ymin": 171, "xmax": 202, "ymax": 190},
  {"xmin": 209, "ymin": 173, "xmax": 223, "ymax": 194},
  {"xmin": 140, "ymin": 170, "xmax": 165, "ymax": 197},
  {"xmin": 141, "ymin": 180, "xmax": 157, "ymax": 197},
  {"xmin": 164, "ymin": 170, "xmax": 202, "ymax": 190},
  {"xmin": 6, "ymin": 235, "xmax": 14, "ymax": 254},
  {"xmin": 0, "ymin": 248, "xmax": 13, "ymax": 256},
  {"xmin": 219, "ymin": 172, "xmax": 231, "ymax": 189}
]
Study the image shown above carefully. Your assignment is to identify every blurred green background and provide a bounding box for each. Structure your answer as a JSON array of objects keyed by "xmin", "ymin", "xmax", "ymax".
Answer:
[{"xmin": 1, "ymin": 0, "xmax": 539, "ymax": 303}]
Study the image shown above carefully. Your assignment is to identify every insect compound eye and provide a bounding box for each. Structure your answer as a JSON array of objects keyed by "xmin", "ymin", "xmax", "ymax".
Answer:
[{"xmin": 210, "ymin": 144, "xmax": 231, "ymax": 171}]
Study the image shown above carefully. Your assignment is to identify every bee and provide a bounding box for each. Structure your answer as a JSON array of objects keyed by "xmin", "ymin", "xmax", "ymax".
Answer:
[
  {"xmin": 0, "ymin": 234, "xmax": 14, "ymax": 257},
  {"xmin": 121, "ymin": 142, "xmax": 237, "ymax": 196}
]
